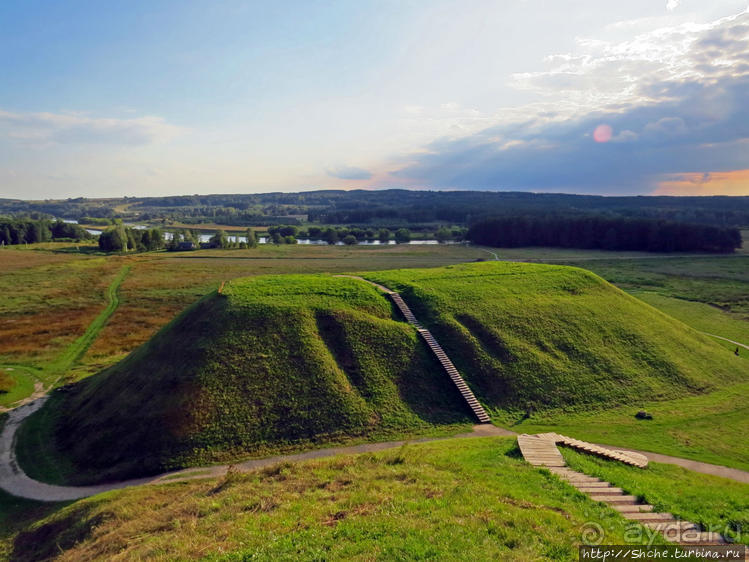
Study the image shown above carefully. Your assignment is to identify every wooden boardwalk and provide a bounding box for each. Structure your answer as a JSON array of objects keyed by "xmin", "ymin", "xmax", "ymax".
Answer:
[
  {"xmin": 518, "ymin": 433, "xmax": 728, "ymax": 546},
  {"xmin": 335, "ymin": 275, "xmax": 491, "ymax": 423}
]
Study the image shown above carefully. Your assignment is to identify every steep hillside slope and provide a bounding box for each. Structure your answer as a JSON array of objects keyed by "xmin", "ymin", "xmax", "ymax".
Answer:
[{"xmin": 367, "ymin": 262, "xmax": 748, "ymax": 412}]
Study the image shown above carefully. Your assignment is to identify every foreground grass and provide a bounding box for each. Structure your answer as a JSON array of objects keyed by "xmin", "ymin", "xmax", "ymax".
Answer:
[
  {"xmin": 511, "ymin": 382, "xmax": 749, "ymax": 471},
  {"xmin": 0, "ymin": 489, "xmax": 66, "ymax": 561},
  {"xmin": 561, "ymin": 448, "xmax": 749, "ymax": 545},
  {"xmin": 8, "ymin": 438, "xmax": 664, "ymax": 561}
]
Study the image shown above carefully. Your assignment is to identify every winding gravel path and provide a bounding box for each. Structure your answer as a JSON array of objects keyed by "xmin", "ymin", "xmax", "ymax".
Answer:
[
  {"xmin": 3, "ymin": 396, "xmax": 747, "ymax": 503},
  {"xmin": 0, "ymin": 398, "xmax": 514, "ymax": 502}
]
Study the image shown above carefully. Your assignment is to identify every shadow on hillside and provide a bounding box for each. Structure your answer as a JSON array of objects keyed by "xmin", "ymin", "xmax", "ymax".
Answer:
[
  {"xmin": 11, "ymin": 501, "xmax": 103, "ymax": 562},
  {"xmin": 315, "ymin": 311, "xmax": 473, "ymax": 425}
]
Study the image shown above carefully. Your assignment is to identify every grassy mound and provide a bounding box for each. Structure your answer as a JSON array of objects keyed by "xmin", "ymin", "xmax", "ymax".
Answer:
[
  {"xmin": 366, "ymin": 262, "xmax": 748, "ymax": 413},
  {"xmin": 18, "ymin": 263, "xmax": 749, "ymax": 484},
  {"xmin": 18, "ymin": 275, "xmax": 471, "ymax": 485}
]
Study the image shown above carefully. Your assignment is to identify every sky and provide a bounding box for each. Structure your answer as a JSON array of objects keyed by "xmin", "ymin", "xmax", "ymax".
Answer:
[{"xmin": 0, "ymin": 0, "xmax": 748, "ymax": 199}]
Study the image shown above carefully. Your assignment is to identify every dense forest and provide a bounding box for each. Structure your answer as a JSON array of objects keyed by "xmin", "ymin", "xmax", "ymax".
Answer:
[
  {"xmin": 1, "ymin": 191, "xmax": 748, "ymax": 229},
  {"xmin": 466, "ymin": 216, "xmax": 742, "ymax": 253},
  {"xmin": 0, "ymin": 218, "xmax": 92, "ymax": 246}
]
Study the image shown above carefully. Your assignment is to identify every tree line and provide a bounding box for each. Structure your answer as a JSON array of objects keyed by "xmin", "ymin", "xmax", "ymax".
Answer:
[
  {"xmin": 0, "ymin": 218, "xmax": 93, "ymax": 246},
  {"xmin": 98, "ymin": 225, "xmax": 166, "ymax": 252},
  {"xmin": 466, "ymin": 216, "xmax": 742, "ymax": 253}
]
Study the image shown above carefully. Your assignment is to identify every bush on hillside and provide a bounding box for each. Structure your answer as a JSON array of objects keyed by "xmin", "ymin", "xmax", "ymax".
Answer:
[{"xmin": 0, "ymin": 370, "xmax": 15, "ymax": 393}]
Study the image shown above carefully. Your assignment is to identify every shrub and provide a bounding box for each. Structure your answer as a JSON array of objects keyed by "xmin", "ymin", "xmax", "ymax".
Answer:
[{"xmin": 0, "ymin": 370, "xmax": 15, "ymax": 393}]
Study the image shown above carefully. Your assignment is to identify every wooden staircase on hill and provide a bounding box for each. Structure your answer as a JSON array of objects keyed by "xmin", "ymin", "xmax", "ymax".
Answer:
[
  {"xmin": 517, "ymin": 433, "xmax": 728, "ymax": 546},
  {"xmin": 333, "ymin": 275, "xmax": 490, "ymax": 424},
  {"xmin": 386, "ymin": 292, "xmax": 491, "ymax": 424}
]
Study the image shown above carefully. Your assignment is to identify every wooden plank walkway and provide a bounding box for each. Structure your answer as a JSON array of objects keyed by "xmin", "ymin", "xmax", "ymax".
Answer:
[
  {"xmin": 518, "ymin": 433, "xmax": 728, "ymax": 546},
  {"xmin": 334, "ymin": 275, "xmax": 491, "ymax": 423},
  {"xmin": 534, "ymin": 432, "xmax": 649, "ymax": 468}
]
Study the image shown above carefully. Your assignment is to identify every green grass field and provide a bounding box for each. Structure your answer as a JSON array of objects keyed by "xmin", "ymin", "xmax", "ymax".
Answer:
[
  {"xmin": 561, "ymin": 256, "xmax": 749, "ymax": 317},
  {"xmin": 0, "ymin": 368, "xmax": 34, "ymax": 408},
  {"xmin": 2, "ymin": 241, "xmax": 749, "ymax": 559},
  {"xmin": 561, "ymin": 448, "xmax": 749, "ymax": 545},
  {"xmin": 17, "ymin": 262, "xmax": 749, "ymax": 485},
  {"xmin": 0, "ymin": 243, "xmax": 488, "ymax": 402},
  {"xmin": 5, "ymin": 437, "xmax": 670, "ymax": 561}
]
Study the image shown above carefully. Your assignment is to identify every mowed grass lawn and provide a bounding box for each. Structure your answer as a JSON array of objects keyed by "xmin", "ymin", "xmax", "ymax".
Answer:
[{"xmin": 6, "ymin": 437, "xmax": 669, "ymax": 561}]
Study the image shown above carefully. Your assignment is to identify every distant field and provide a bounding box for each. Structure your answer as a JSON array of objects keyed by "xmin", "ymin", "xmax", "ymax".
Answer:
[{"xmin": 0, "ymin": 243, "xmax": 487, "ymax": 390}]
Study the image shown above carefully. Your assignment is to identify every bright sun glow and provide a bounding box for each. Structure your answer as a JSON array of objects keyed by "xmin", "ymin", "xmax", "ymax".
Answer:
[{"xmin": 593, "ymin": 124, "xmax": 613, "ymax": 143}]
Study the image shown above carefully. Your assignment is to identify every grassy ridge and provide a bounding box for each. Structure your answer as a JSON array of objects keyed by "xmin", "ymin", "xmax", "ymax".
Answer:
[
  {"xmin": 18, "ymin": 275, "xmax": 471, "ymax": 485},
  {"xmin": 6, "ymin": 438, "xmax": 669, "ymax": 561},
  {"xmin": 367, "ymin": 262, "xmax": 748, "ymax": 412}
]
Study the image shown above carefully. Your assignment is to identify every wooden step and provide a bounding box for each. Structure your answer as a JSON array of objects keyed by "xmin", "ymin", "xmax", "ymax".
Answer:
[
  {"xmin": 622, "ymin": 512, "xmax": 674, "ymax": 522},
  {"xmin": 612, "ymin": 504, "xmax": 654, "ymax": 513},
  {"xmin": 594, "ymin": 495, "xmax": 639, "ymax": 504},
  {"xmin": 642, "ymin": 521, "xmax": 699, "ymax": 532},
  {"xmin": 578, "ymin": 486, "xmax": 623, "ymax": 494}
]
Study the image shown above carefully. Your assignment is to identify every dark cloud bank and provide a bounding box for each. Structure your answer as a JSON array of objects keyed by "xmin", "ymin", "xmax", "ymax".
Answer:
[{"xmin": 392, "ymin": 12, "xmax": 749, "ymax": 194}]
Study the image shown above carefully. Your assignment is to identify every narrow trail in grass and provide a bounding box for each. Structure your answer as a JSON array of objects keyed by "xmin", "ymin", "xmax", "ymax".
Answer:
[
  {"xmin": 46, "ymin": 264, "xmax": 130, "ymax": 374},
  {"xmin": 0, "ymin": 265, "xmax": 129, "ymax": 413},
  {"xmin": 702, "ymin": 332, "xmax": 749, "ymax": 351}
]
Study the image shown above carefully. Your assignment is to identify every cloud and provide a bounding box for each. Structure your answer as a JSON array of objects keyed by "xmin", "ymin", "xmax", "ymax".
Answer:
[
  {"xmin": 326, "ymin": 165, "xmax": 373, "ymax": 180},
  {"xmin": 0, "ymin": 109, "xmax": 183, "ymax": 146},
  {"xmin": 389, "ymin": 10, "xmax": 749, "ymax": 194},
  {"xmin": 666, "ymin": 0, "xmax": 681, "ymax": 12},
  {"xmin": 655, "ymin": 169, "xmax": 749, "ymax": 195}
]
